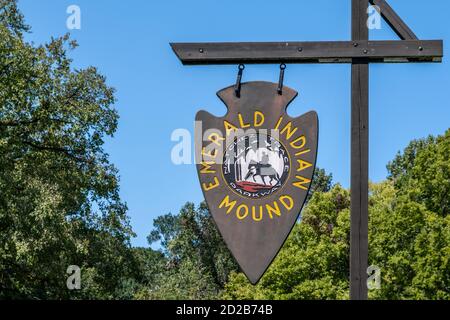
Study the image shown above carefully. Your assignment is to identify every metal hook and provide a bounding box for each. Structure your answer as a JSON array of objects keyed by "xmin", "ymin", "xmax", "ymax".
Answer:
[
  {"xmin": 235, "ymin": 64, "xmax": 245, "ymax": 98},
  {"xmin": 277, "ymin": 63, "xmax": 286, "ymax": 95}
]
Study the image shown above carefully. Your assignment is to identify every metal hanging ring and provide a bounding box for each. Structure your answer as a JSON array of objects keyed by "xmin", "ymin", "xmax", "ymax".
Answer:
[
  {"xmin": 235, "ymin": 64, "xmax": 245, "ymax": 98},
  {"xmin": 277, "ymin": 63, "xmax": 286, "ymax": 95}
]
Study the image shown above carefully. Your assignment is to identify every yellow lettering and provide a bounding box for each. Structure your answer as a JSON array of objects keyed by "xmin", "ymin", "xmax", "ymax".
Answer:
[
  {"xmin": 219, "ymin": 195, "xmax": 237, "ymax": 214},
  {"xmin": 281, "ymin": 122, "xmax": 298, "ymax": 140},
  {"xmin": 296, "ymin": 159, "xmax": 312, "ymax": 172},
  {"xmin": 275, "ymin": 116, "xmax": 283, "ymax": 130},
  {"xmin": 279, "ymin": 195, "xmax": 294, "ymax": 211},
  {"xmin": 238, "ymin": 113, "xmax": 250, "ymax": 129},
  {"xmin": 200, "ymin": 161, "xmax": 215, "ymax": 174},
  {"xmin": 203, "ymin": 177, "xmax": 220, "ymax": 191},
  {"xmin": 208, "ymin": 133, "xmax": 225, "ymax": 147},
  {"xmin": 202, "ymin": 147, "xmax": 217, "ymax": 159},
  {"xmin": 266, "ymin": 202, "xmax": 281, "ymax": 219},
  {"xmin": 236, "ymin": 204, "xmax": 249, "ymax": 220},
  {"xmin": 295, "ymin": 149, "xmax": 311, "ymax": 156},
  {"xmin": 293, "ymin": 176, "xmax": 311, "ymax": 190},
  {"xmin": 291, "ymin": 135, "xmax": 306, "ymax": 149},
  {"xmin": 252, "ymin": 206, "xmax": 263, "ymax": 222},
  {"xmin": 254, "ymin": 111, "xmax": 265, "ymax": 127},
  {"xmin": 224, "ymin": 121, "xmax": 238, "ymax": 136}
]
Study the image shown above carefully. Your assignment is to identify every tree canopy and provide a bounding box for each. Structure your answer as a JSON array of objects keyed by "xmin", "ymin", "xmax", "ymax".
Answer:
[{"xmin": 0, "ymin": 0, "xmax": 135, "ymax": 299}]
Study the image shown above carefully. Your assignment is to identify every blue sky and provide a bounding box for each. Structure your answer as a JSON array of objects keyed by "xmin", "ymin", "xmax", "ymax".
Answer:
[{"xmin": 18, "ymin": 0, "xmax": 449, "ymax": 248}]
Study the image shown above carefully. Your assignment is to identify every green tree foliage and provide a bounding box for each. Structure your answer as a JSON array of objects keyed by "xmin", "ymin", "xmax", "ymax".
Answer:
[
  {"xmin": 388, "ymin": 132, "xmax": 449, "ymax": 216},
  {"xmin": 114, "ymin": 248, "xmax": 166, "ymax": 300},
  {"xmin": 307, "ymin": 167, "xmax": 333, "ymax": 202},
  {"xmin": 378, "ymin": 130, "xmax": 450, "ymax": 299},
  {"xmin": 139, "ymin": 202, "xmax": 239, "ymax": 299},
  {"xmin": 223, "ymin": 130, "xmax": 450, "ymax": 300},
  {"xmin": 0, "ymin": 0, "xmax": 135, "ymax": 299},
  {"xmin": 0, "ymin": 0, "xmax": 29, "ymax": 36}
]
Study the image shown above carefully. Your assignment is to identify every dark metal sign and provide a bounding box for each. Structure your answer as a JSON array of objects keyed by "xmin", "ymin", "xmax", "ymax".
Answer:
[{"xmin": 195, "ymin": 81, "xmax": 318, "ymax": 284}]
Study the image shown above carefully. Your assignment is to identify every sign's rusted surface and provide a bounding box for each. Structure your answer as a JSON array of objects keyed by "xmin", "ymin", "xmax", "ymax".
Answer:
[{"xmin": 195, "ymin": 81, "xmax": 318, "ymax": 284}]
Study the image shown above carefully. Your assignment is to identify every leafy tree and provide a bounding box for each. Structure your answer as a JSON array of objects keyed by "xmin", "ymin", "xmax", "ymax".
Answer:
[
  {"xmin": 387, "ymin": 135, "xmax": 435, "ymax": 187},
  {"xmin": 376, "ymin": 129, "xmax": 450, "ymax": 299},
  {"xmin": 142, "ymin": 202, "xmax": 239, "ymax": 299},
  {"xmin": 135, "ymin": 258, "xmax": 219, "ymax": 300},
  {"xmin": 307, "ymin": 167, "xmax": 333, "ymax": 201},
  {"xmin": 0, "ymin": 0, "xmax": 135, "ymax": 299},
  {"xmin": 0, "ymin": 0, "xmax": 29, "ymax": 36},
  {"xmin": 115, "ymin": 247, "xmax": 166, "ymax": 300},
  {"xmin": 387, "ymin": 131, "xmax": 450, "ymax": 216}
]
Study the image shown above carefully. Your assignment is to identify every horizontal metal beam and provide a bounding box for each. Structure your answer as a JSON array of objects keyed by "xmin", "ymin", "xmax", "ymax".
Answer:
[{"xmin": 171, "ymin": 40, "xmax": 443, "ymax": 65}]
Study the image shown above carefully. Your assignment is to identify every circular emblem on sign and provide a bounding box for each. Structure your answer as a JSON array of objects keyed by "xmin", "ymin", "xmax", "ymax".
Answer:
[{"xmin": 222, "ymin": 132, "xmax": 290, "ymax": 199}]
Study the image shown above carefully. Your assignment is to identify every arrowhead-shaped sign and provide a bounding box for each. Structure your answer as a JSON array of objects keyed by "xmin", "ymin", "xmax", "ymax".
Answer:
[{"xmin": 195, "ymin": 81, "xmax": 318, "ymax": 284}]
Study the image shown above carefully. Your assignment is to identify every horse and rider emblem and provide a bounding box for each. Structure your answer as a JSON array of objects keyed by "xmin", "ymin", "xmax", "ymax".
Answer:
[{"xmin": 223, "ymin": 133, "xmax": 290, "ymax": 199}]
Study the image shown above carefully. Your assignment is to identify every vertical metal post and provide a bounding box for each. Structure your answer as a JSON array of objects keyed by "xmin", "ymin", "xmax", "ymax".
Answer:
[{"xmin": 350, "ymin": 0, "xmax": 369, "ymax": 300}]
